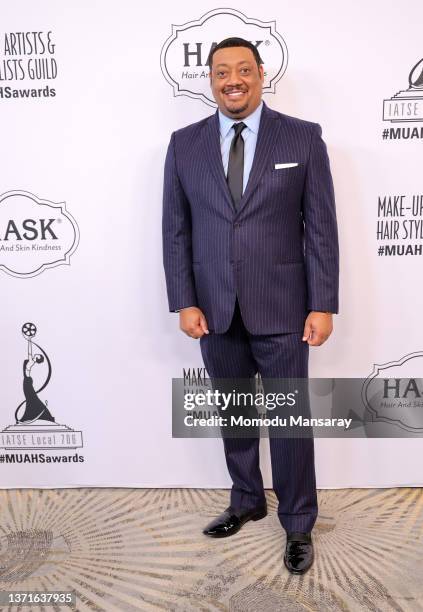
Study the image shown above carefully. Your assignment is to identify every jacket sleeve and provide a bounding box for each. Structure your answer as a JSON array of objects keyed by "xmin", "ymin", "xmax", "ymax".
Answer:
[
  {"xmin": 302, "ymin": 123, "xmax": 339, "ymax": 313},
  {"xmin": 162, "ymin": 131, "xmax": 198, "ymax": 312}
]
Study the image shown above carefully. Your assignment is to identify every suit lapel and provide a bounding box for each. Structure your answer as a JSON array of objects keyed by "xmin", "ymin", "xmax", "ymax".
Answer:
[
  {"xmin": 236, "ymin": 101, "xmax": 281, "ymax": 216},
  {"xmin": 201, "ymin": 111, "xmax": 235, "ymax": 212}
]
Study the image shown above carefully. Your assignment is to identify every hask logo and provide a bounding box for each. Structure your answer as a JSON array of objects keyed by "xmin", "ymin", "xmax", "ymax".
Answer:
[
  {"xmin": 160, "ymin": 8, "xmax": 288, "ymax": 107},
  {"xmin": 362, "ymin": 352, "xmax": 423, "ymax": 432},
  {"xmin": 0, "ymin": 190, "xmax": 79, "ymax": 278}
]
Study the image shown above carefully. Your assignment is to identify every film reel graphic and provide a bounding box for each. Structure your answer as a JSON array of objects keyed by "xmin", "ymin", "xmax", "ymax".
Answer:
[{"xmin": 22, "ymin": 322, "xmax": 37, "ymax": 339}]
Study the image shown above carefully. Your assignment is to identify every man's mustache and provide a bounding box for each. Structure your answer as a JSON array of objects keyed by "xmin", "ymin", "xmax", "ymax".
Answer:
[{"xmin": 223, "ymin": 88, "xmax": 247, "ymax": 94}]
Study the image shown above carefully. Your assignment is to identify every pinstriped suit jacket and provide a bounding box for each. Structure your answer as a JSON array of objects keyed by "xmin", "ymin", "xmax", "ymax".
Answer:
[{"xmin": 162, "ymin": 100, "xmax": 339, "ymax": 334}]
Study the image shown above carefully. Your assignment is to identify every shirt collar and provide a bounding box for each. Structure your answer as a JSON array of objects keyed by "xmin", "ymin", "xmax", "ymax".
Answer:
[{"xmin": 218, "ymin": 100, "xmax": 263, "ymax": 139}]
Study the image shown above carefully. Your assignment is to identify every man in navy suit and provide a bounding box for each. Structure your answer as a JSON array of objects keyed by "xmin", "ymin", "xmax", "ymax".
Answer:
[{"xmin": 162, "ymin": 37, "xmax": 339, "ymax": 574}]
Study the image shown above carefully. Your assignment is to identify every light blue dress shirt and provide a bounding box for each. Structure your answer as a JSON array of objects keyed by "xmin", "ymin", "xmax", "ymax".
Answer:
[{"xmin": 218, "ymin": 100, "xmax": 263, "ymax": 194}]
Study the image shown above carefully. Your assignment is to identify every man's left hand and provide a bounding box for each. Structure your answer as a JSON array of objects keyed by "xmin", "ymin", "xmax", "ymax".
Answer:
[{"xmin": 302, "ymin": 312, "xmax": 333, "ymax": 346}]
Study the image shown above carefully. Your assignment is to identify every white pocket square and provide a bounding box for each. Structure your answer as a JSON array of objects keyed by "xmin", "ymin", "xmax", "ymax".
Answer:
[{"xmin": 274, "ymin": 162, "xmax": 298, "ymax": 169}]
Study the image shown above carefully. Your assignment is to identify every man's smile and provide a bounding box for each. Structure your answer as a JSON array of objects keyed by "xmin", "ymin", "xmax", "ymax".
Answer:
[{"xmin": 224, "ymin": 90, "xmax": 247, "ymax": 99}]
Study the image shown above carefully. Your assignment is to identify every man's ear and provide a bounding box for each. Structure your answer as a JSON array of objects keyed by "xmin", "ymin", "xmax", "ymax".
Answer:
[{"xmin": 259, "ymin": 64, "xmax": 264, "ymax": 82}]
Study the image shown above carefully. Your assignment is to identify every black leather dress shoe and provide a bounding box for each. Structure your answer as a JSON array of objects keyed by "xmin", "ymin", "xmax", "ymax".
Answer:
[
  {"xmin": 284, "ymin": 532, "xmax": 314, "ymax": 574},
  {"xmin": 202, "ymin": 505, "xmax": 267, "ymax": 538}
]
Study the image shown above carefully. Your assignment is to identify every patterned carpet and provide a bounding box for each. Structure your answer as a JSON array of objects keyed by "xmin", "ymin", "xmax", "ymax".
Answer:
[{"xmin": 0, "ymin": 488, "xmax": 422, "ymax": 611}]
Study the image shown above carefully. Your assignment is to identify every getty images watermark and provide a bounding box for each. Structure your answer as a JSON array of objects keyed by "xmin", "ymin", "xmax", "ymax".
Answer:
[
  {"xmin": 177, "ymin": 379, "xmax": 346, "ymax": 438},
  {"xmin": 172, "ymin": 356, "xmax": 423, "ymax": 438}
]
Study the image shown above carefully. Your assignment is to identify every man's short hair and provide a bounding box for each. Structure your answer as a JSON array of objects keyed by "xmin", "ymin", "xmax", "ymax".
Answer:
[{"xmin": 207, "ymin": 37, "xmax": 264, "ymax": 70}]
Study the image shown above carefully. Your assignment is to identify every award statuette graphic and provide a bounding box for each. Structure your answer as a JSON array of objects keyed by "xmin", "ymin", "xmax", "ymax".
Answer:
[
  {"xmin": 0, "ymin": 323, "xmax": 83, "ymax": 450},
  {"xmin": 383, "ymin": 57, "xmax": 423, "ymax": 122}
]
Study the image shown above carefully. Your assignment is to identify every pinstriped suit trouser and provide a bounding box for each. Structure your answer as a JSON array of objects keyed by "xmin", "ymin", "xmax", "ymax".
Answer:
[{"xmin": 200, "ymin": 298, "xmax": 318, "ymax": 533}]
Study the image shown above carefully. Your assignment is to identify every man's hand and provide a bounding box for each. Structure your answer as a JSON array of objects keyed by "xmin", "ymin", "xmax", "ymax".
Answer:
[
  {"xmin": 302, "ymin": 312, "xmax": 333, "ymax": 346},
  {"xmin": 179, "ymin": 307, "xmax": 209, "ymax": 339}
]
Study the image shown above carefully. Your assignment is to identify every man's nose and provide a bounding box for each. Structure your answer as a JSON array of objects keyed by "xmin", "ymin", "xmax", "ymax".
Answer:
[{"xmin": 225, "ymin": 70, "xmax": 242, "ymax": 86}]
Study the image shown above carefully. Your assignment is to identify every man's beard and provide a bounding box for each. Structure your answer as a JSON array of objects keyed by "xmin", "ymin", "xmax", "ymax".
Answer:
[{"xmin": 225, "ymin": 101, "xmax": 249, "ymax": 115}]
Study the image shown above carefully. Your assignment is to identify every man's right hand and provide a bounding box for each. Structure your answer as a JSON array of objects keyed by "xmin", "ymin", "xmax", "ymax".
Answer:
[{"xmin": 179, "ymin": 307, "xmax": 209, "ymax": 339}]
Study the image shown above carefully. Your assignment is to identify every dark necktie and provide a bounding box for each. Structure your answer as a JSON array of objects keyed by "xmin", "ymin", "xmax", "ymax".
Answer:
[{"xmin": 227, "ymin": 122, "xmax": 246, "ymax": 209}]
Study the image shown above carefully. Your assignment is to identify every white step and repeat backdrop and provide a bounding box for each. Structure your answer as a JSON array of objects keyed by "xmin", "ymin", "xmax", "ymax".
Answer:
[{"xmin": 1, "ymin": 0, "xmax": 423, "ymax": 488}]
